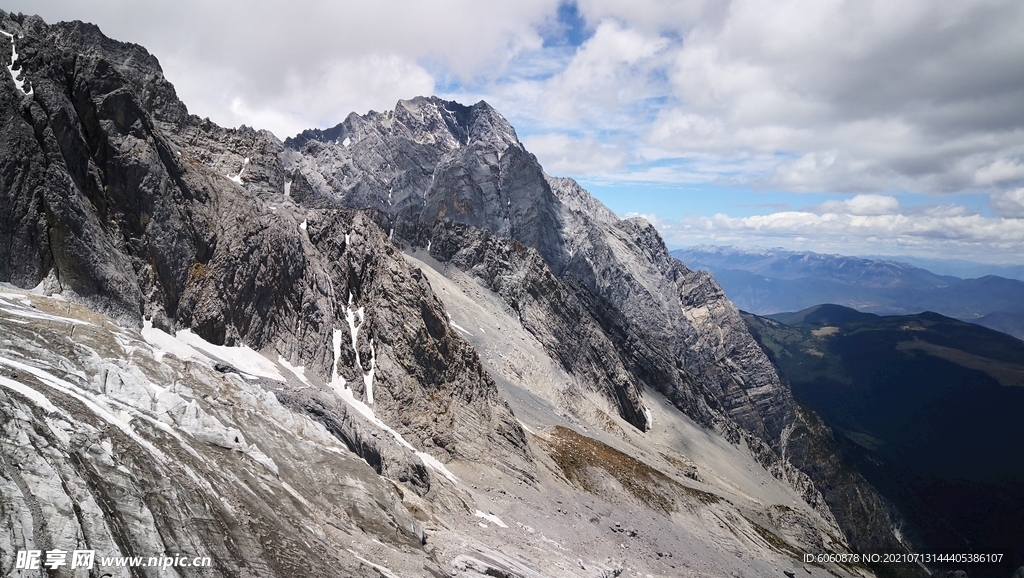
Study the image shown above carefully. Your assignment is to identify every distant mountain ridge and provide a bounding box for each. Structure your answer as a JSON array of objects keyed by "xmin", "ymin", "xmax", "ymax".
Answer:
[
  {"xmin": 742, "ymin": 305, "xmax": 1024, "ymax": 574},
  {"xmin": 671, "ymin": 245, "xmax": 1024, "ymax": 339},
  {"xmin": 862, "ymin": 254, "xmax": 1024, "ymax": 281}
]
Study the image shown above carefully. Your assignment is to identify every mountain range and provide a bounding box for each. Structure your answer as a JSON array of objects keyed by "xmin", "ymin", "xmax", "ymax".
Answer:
[
  {"xmin": 671, "ymin": 246, "xmax": 1024, "ymax": 340},
  {"xmin": 2, "ymin": 9, "xmax": 1016, "ymax": 578},
  {"xmin": 742, "ymin": 305, "xmax": 1024, "ymax": 577}
]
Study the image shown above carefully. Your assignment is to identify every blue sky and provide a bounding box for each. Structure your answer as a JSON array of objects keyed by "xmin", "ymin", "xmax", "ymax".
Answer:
[{"xmin": 7, "ymin": 0, "xmax": 1024, "ymax": 264}]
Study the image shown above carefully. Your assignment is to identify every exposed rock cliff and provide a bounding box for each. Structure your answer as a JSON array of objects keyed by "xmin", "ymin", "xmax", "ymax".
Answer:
[
  {"xmin": 0, "ymin": 9, "xmax": 531, "ymax": 503},
  {"xmin": 282, "ymin": 92, "xmax": 915, "ymax": 564}
]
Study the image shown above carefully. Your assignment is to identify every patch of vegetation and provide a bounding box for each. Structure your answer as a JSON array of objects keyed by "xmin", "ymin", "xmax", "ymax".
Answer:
[
  {"xmin": 188, "ymin": 261, "xmax": 208, "ymax": 281},
  {"xmin": 546, "ymin": 426, "xmax": 719, "ymax": 514}
]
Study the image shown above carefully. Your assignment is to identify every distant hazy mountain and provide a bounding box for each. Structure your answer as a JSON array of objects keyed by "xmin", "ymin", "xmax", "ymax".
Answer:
[
  {"xmin": 862, "ymin": 254, "xmax": 1024, "ymax": 281},
  {"xmin": 743, "ymin": 305, "xmax": 1024, "ymax": 574},
  {"xmin": 974, "ymin": 311, "xmax": 1024, "ymax": 341},
  {"xmin": 671, "ymin": 246, "xmax": 1024, "ymax": 328}
]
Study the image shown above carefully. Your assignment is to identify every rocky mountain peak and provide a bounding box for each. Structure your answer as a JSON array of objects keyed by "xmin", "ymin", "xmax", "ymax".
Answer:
[
  {"xmin": 395, "ymin": 96, "xmax": 519, "ymax": 150},
  {"xmin": 285, "ymin": 96, "xmax": 519, "ymax": 154}
]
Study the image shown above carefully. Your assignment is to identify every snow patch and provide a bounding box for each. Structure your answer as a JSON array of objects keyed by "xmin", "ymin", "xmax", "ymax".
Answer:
[
  {"xmin": 417, "ymin": 451, "xmax": 459, "ymax": 483},
  {"xmin": 278, "ymin": 356, "xmax": 313, "ymax": 387},
  {"xmin": 1, "ymin": 30, "xmax": 31, "ymax": 95},
  {"xmin": 174, "ymin": 329, "xmax": 285, "ymax": 382},
  {"xmin": 141, "ymin": 319, "xmax": 210, "ymax": 364},
  {"xmin": 282, "ymin": 482, "xmax": 315, "ymax": 510},
  {"xmin": 299, "ymin": 219, "xmax": 307, "ymax": 231},
  {"xmin": 363, "ymin": 339, "xmax": 376, "ymax": 405},
  {"xmin": 341, "ymin": 300, "xmax": 377, "ymax": 405},
  {"xmin": 448, "ymin": 315, "xmax": 472, "ymax": 336},
  {"xmin": 475, "ymin": 510, "xmax": 508, "ymax": 528},
  {"xmin": 328, "ymin": 324, "xmax": 459, "ymax": 484},
  {"xmin": 346, "ymin": 549, "xmax": 398, "ymax": 578},
  {"xmin": 331, "ymin": 328, "xmax": 346, "ymax": 391},
  {"xmin": 227, "ymin": 157, "xmax": 249, "ymax": 184},
  {"xmin": 284, "ymin": 180, "xmax": 291, "ymax": 197},
  {"xmin": 0, "ymin": 374, "xmax": 65, "ymax": 415},
  {"xmin": 342, "ymin": 137, "xmax": 351, "ymax": 147}
]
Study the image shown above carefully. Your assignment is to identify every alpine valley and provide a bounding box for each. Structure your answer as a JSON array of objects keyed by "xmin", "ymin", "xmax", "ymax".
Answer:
[{"xmin": 0, "ymin": 10, "xmax": 1016, "ymax": 578}]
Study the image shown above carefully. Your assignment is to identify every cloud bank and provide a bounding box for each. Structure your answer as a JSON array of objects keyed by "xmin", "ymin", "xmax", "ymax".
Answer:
[
  {"xmin": 5, "ymin": 0, "xmax": 1022, "ymax": 262},
  {"xmin": 638, "ymin": 193, "xmax": 1024, "ymax": 263}
]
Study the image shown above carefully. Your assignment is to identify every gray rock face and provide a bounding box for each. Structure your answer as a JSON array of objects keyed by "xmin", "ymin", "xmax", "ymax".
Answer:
[
  {"xmin": 284, "ymin": 96, "xmax": 566, "ymax": 268},
  {"xmin": 1, "ymin": 9, "xmax": 921, "ymax": 577},
  {"xmin": 0, "ymin": 8, "xmax": 530, "ymax": 498},
  {"xmin": 281, "ymin": 87, "xmax": 915, "ymax": 561}
]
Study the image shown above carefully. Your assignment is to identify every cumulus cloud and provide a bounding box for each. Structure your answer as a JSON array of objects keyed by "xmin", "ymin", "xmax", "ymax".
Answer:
[
  {"xmin": 495, "ymin": 0, "xmax": 1024, "ymax": 197},
  {"xmin": 6, "ymin": 0, "xmax": 557, "ymax": 137},
  {"xmin": 976, "ymin": 158, "xmax": 1024, "ymax": 186},
  {"xmin": 819, "ymin": 194, "xmax": 900, "ymax": 216},
  {"xmin": 650, "ymin": 194, "xmax": 1024, "ymax": 262},
  {"xmin": 521, "ymin": 132, "xmax": 633, "ymax": 174},
  {"xmin": 991, "ymin": 188, "xmax": 1024, "ymax": 218}
]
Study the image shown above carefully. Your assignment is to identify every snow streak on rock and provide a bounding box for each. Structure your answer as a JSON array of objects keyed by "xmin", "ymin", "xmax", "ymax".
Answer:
[
  {"xmin": 0, "ymin": 29, "xmax": 30, "ymax": 95},
  {"xmin": 227, "ymin": 157, "xmax": 249, "ymax": 184}
]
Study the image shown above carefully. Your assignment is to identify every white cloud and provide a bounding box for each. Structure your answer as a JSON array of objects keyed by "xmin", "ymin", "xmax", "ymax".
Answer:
[
  {"xmin": 6, "ymin": 0, "xmax": 558, "ymax": 137},
  {"xmin": 976, "ymin": 158, "xmax": 1024, "ymax": 186},
  {"xmin": 202, "ymin": 54, "xmax": 437, "ymax": 138},
  {"xmin": 490, "ymin": 19, "xmax": 671, "ymax": 133},
  {"xmin": 495, "ymin": 0, "xmax": 1024, "ymax": 198},
  {"xmin": 521, "ymin": 132, "xmax": 633, "ymax": 174},
  {"xmin": 991, "ymin": 188, "xmax": 1024, "ymax": 218},
  {"xmin": 649, "ymin": 195, "xmax": 1024, "ymax": 262},
  {"xmin": 819, "ymin": 194, "xmax": 900, "ymax": 216}
]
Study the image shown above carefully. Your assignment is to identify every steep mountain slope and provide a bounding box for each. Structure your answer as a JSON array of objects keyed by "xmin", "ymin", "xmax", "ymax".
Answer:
[
  {"xmin": 672, "ymin": 246, "xmax": 1024, "ymax": 323},
  {"xmin": 283, "ymin": 98, "xmax": 919, "ymax": 572},
  {"xmin": 0, "ymin": 10, "xmax": 931, "ymax": 577},
  {"xmin": 744, "ymin": 305, "xmax": 1024, "ymax": 577}
]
